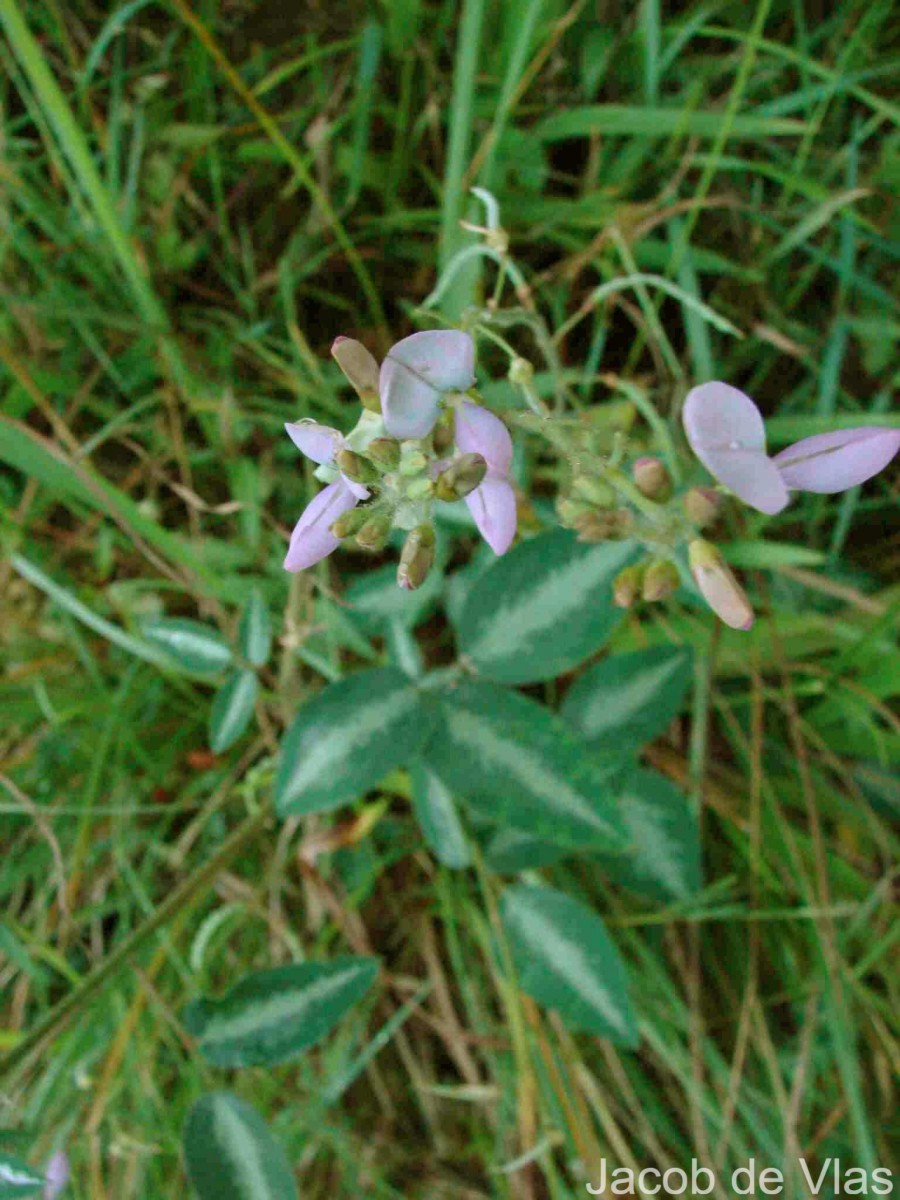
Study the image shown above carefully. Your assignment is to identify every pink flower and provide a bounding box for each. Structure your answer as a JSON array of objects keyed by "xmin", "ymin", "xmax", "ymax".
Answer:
[
  {"xmin": 44, "ymin": 1151, "xmax": 69, "ymax": 1200},
  {"xmin": 683, "ymin": 382, "xmax": 899, "ymax": 513},
  {"xmin": 283, "ymin": 421, "xmax": 369, "ymax": 573},
  {"xmin": 454, "ymin": 402, "xmax": 517, "ymax": 554},
  {"xmin": 380, "ymin": 331, "xmax": 475, "ymax": 438}
]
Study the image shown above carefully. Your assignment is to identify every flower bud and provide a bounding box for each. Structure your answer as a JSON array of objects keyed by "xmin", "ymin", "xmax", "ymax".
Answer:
[
  {"xmin": 642, "ymin": 558, "xmax": 680, "ymax": 602},
  {"xmin": 572, "ymin": 474, "xmax": 617, "ymax": 508},
  {"xmin": 633, "ymin": 456, "xmax": 672, "ymax": 501},
  {"xmin": 435, "ymin": 452, "xmax": 488, "ymax": 501},
  {"xmin": 366, "ymin": 437, "xmax": 401, "ymax": 471},
  {"xmin": 335, "ymin": 447, "xmax": 379, "ymax": 485},
  {"xmin": 556, "ymin": 495, "xmax": 593, "ymax": 527},
  {"xmin": 683, "ymin": 486, "xmax": 722, "ymax": 528},
  {"xmin": 398, "ymin": 445, "xmax": 429, "ymax": 477},
  {"xmin": 508, "ymin": 357, "xmax": 534, "ymax": 387},
  {"xmin": 331, "ymin": 336, "xmax": 380, "ymax": 410},
  {"xmin": 406, "ymin": 476, "xmax": 435, "ymax": 500},
  {"xmin": 330, "ymin": 507, "xmax": 370, "ymax": 539},
  {"xmin": 432, "ymin": 415, "xmax": 455, "ymax": 455},
  {"xmin": 688, "ymin": 539, "xmax": 754, "ymax": 631},
  {"xmin": 397, "ymin": 524, "xmax": 436, "ymax": 591},
  {"xmin": 355, "ymin": 513, "xmax": 393, "ymax": 551},
  {"xmin": 613, "ymin": 565, "xmax": 645, "ymax": 609},
  {"xmin": 573, "ymin": 508, "xmax": 635, "ymax": 543}
]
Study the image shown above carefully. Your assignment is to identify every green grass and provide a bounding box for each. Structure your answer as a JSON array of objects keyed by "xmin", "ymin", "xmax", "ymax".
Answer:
[{"xmin": 1, "ymin": 1, "xmax": 899, "ymax": 1196}]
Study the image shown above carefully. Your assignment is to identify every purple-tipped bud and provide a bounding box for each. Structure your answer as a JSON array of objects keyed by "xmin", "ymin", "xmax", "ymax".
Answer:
[
  {"xmin": 397, "ymin": 524, "xmax": 436, "ymax": 590},
  {"xmin": 366, "ymin": 437, "xmax": 401, "ymax": 471},
  {"xmin": 335, "ymin": 447, "xmax": 379, "ymax": 485},
  {"xmin": 613, "ymin": 565, "xmax": 645, "ymax": 609},
  {"xmin": 355, "ymin": 513, "xmax": 392, "ymax": 551},
  {"xmin": 331, "ymin": 337, "xmax": 381, "ymax": 410},
  {"xmin": 435, "ymin": 452, "xmax": 488, "ymax": 501},
  {"xmin": 633, "ymin": 457, "xmax": 672, "ymax": 501},
  {"xmin": 689, "ymin": 539, "xmax": 754, "ymax": 631},
  {"xmin": 683, "ymin": 486, "xmax": 722, "ymax": 528},
  {"xmin": 642, "ymin": 559, "xmax": 680, "ymax": 602}
]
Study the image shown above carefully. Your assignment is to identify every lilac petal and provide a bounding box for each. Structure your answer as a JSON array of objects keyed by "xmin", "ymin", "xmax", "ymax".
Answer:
[
  {"xmin": 285, "ymin": 421, "xmax": 341, "ymax": 465},
  {"xmin": 44, "ymin": 1151, "xmax": 69, "ymax": 1199},
  {"xmin": 341, "ymin": 475, "xmax": 371, "ymax": 501},
  {"xmin": 380, "ymin": 331, "xmax": 475, "ymax": 439},
  {"xmin": 465, "ymin": 474, "xmax": 517, "ymax": 555},
  {"xmin": 683, "ymin": 382, "xmax": 788, "ymax": 515},
  {"xmin": 454, "ymin": 401, "xmax": 513, "ymax": 474},
  {"xmin": 774, "ymin": 427, "xmax": 900, "ymax": 493},
  {"xmin": 283, "ymin": 479, "xmax": 359, "ymax": 572}
]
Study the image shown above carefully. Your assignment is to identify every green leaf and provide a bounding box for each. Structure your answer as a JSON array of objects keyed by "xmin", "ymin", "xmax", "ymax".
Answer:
[
  {"xmin": 501, "ymin": 884, "xmax": 637, "ymax": 1045},
  {"xmin": 183, "ymin": 1092, "xmax": 298, "ymax": 1200},
  {"xmin": 483, "ymin": 827, "xmax": 568, "ymax": 874},
  {"xmin": 238, "ymin": 589, "xmax": 272, "ymax": 666},
  {"xmin": 210, "ymin": 670, "xmax": 259, "ymax": 754},
  {"xmin": 184, "ymin": 957, "xmax": 378, "ymax": 1067},
  {"xmin": 0, "ymin": 1153, "xmax": 44, "ymax": 1198},
  {"xmin": 276, "ymin": 667, "xmax": 437, "ymax": 817},
  {"xmin": 457, "ymin": 532, "xmax": 635, "ymax": 685},
  {"xmin": 536, "ymin": 105, "xmax": 805, "ymax": 141},
  {"xmin": 426, "ymin": 681, "xmax": 627, "ymax": 850},
  {"xmin": 409, "ymin": 760, "xmax": 470, "ymax": 869},
  {"xmin": 601, "ymin": 769, "xmax": 701, "ymax": 902},
  {"xmin": 345, "ymin": 559, "xmax": 444, "ymax": 630},
  {"xmin": 562, "ymin": 647, "xmax": 692, "ymax": 751},
  {"xmin": 140, "ymin": 617, "xmax": 232, "ymax": 675}
]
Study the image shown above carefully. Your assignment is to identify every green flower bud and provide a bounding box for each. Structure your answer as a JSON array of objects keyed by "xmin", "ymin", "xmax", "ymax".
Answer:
[
  {"xmin": 435, "ymin": 453, "xmax": 488, "ymax": 501},
  {"xmin": 508, "ymin": 357, "xmax": 535, "ymax": 387},
  {"xmin": 366, "ymin": 437, "xmax": 401, "ymax": 471},
  {"xmin": 397, "ymin": 524, "xmax": 436, "ymax": 591},
  {"xmin": 329, "ymin": 507, "xmax": 370, "ymax": 539},
  {"xmin": 683, "ymin": 486, "xmax": 722, "ymax": 528},
  {"xmin": 406, "ymin": 476, "xmax": 435, "ymax": 500},
  {"xmin": 572, "ymin": 474, "xmax": 617, "ymax": 508},
  {"xmin": 398, "ymin": 445, "xmax": 429, "ymax": 477},
  {"xmin": 633, "ymin": 457, "xmax": 673, "ymax": 501},
  {"xmin": 355, "ymin": 513, "xmax": 393, "ymax": 551},
  {"xmin": 642, "ymin": 558, "xmax": 680, "ymax": 602},
  {"xmin": 613, "ymin": 565, "xmax": 645, "ymax": 609},
  {"xmin": 432, "ymin": 415, "xmax": 455, "ymax": 456},
  {"xmin": 335, "ymin": 447, "xmax": 380, "ymax": 485},
  {"xmin": 555, "ymin": 495, "xmax": 593, "ymax": 527}
]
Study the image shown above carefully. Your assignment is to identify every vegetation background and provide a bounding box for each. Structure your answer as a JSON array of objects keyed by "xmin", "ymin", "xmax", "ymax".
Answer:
[{"xmin": 1, "ymin": 0, "xmax": 898, "ymax": 1196}]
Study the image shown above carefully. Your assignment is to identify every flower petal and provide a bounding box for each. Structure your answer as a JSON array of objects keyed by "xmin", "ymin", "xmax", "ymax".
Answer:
[
  {"xmin": 682, "ymin": 382, "xmax": 788, "ymax": 514},
  {"xmin": 285, "ymin": 420, "xmax": 341, "ymax": 465},
  {"xmin": 283, "ymin": 479, "xmax": 359, "ymax": 572},
  {"xmin": 341, "ymin": 474, "xmax": 371, "ymax": 501},
  {"xmin": 43, "ymin": 1151, "xmax": 70, "ymax": 1200},
  {"xmin": 465, "ymin": 475, "xmax": 517, "ymax": 555},
  {"xmin": 774, "ymin": 427, "xmax": 900, "ymax": 493},
  {"xmin": 454, "ymin": 401, "xmax": 513, "ymax": 474},
  {"xmin": 380, "ymin": 330, "xmax": 475, "ymax": 439}
]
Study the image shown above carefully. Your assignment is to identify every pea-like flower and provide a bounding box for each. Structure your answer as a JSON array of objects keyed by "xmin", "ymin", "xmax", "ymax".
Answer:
[
  {"xmin": 380, "ymin": 330, "xmax": 475, "ymax": 438},
  {"xmin": 683, "ymin": 381, "xmax": 899, "ymax": 514},
  {"xmin": 454, "ymin": 401, "xmax": 517, "ymax": 555}
]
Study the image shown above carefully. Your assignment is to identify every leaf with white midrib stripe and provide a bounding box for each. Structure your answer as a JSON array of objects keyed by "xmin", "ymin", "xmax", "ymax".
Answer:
[
  {"xmin": 183, "ymin": 1092, "xmax": 297, "ymax": 1200},
  {"xmin": 457, "ymin": 531, "xmax": 635, "ymax": 684},
  {"xmin": 501, "ymin": 884, "xmax": 638, "ymax": 1045},
  {"xmin": 184, "ymin": 957, "xmax": 378, "ymax": 1067}
]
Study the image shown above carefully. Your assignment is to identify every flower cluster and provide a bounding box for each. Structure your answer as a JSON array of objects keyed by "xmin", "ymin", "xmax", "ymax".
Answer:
[{"xmin": 283, "ymin": 331, "xmax": 516, "ymax": 588}]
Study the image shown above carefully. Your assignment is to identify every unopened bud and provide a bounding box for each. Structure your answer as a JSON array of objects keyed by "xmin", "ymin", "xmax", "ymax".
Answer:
[
  {"xmin": 331, "ymin": 337, "xmax": 381, "ymax": 410},
  {"xmin": 688, "ymin": 539, "xmax": 754, "ymax": 631},
  {"xmin": 613, "ymin": 565, "xmax": 645, "ymax": 609},
  {"xmin": 642, "ymin": 558, "xmax": 680, "ymax": 602},
  {"xmin": 406, "ymin": 476, "xmax": 435, "ymax": 500},
  {"xmin": 330, "ymin": 507, "xmax": 370, "ymax": 539},
  {"xmin": 397, "ymin": 524, "xmax": 436, "ymax": 591},
  {"xmin": 508, "ymin": 357, "xmax": 534, "ymax": 388},
  {"xmin": 556, "ymin": 495, "xmax": 593, "ymax": 526},
  {"xmin": 432, "ymin": 415, "xmax": 455, "ymax": 455},
  {"xmin": 683, "ymin": 486, "xmax": 722, "ymax": 528},
  {"xmin": 573, "ymin": 508, "xmax": 634, "ymax": 543},
  {"xmin": 633, "ymin": 457, "xmax": 672, "ymax": 501},
  {"xmin": 366, "ymin": 437, "xmax": 401, "ymax": 471},
  {"xmin": 435, "ymin": 452, "xmax": 488, "ymax": 501},
  {"xmin": 572, "ymin": 474, "xmax": 617, "ymax": 507},
  {"xmin": 336, "ymin": 447, "xmax": 379, "ymax": 485},
  {"xmin": 355, "ymin": 513, "xmax": 392, "ymax": 551}
]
